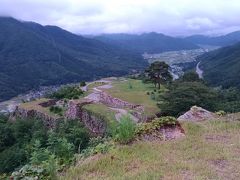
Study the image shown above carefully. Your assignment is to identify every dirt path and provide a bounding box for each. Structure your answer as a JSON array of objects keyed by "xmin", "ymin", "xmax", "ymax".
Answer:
[{"xmin": 84, "ymin": 80, "xmax": 112, "ymax": 102}]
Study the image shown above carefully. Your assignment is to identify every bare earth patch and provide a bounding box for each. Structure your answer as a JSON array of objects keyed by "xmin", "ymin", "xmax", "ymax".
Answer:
[
  {"xmin": 125, "ymin": 160, "xmax": 141, "ymax": 173},
  {"xmin": 160, "ymin": 125, "xmax": 185, "ymax": 140},
  {"xmin": 137, "ymin": 125, "xmax": 185, "ymax": 142},
  {"xmin": 209, "ymin": 159, "xmax": 233, "ymax": 180},
  {"xmin": 205, "ymin": 134, "xmax": 231, "ymax": 143},
  {"xmin": 180, "ymin": 170, "xmax": 195, "ymax": 180}
]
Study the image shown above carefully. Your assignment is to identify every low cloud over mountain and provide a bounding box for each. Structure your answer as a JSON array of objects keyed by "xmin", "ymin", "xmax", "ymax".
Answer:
[{"xmin": 1, "ymin": 0, "xmax": 240, "ymax": 36}]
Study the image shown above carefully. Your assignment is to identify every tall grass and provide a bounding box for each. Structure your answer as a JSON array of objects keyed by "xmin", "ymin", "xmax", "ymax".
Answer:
[{"xmin": 113, "ymin": 115, "xmax": 136, "ymax": 144}]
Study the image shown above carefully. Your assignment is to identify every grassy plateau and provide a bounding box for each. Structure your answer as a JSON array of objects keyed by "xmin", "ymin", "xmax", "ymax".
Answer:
[
  {"xmin": 106, "ymin": 79, "xmax": 161, "ymax": 117},
  {"xmin": 19, "ymin": 98, "xmax": 62, "ymax": 119}
]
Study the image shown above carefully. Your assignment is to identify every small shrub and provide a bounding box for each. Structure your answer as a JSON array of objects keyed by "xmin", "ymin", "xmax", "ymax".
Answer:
[
  {"xmin": 135, "ymin": 116, "xmax": 177, "ymax": 136},
  {"xmin": 216, "ymin": 110, "xmax": 226, "ymax": 116},
  {"xmin": 11, "ymin": 156, "xmax": 59, "ymax": 180},
  {"xmin": 87, "ymin": 137, "xmax": 108, "ymax": 147},
  {"xmin": 72, "ymin": 95, "xmax": 79, "ymax": 99},
  {"xmin": 0, "ymin": 174, "xmax": 8, "ymax": 179},
  {"xmin": 113, "ymin": 115, "xmax": 136, "ymax": 144},
  {"xmin": 80, "ymin": 82, "xmax": 86, "ymax": 87},
  {"xmin": 81, "ymin": 137, "xmax": 113, "ymax": 158},
  {"xmin": 11, "ymin": 164, "xmax": 46, "ymax": 179},
  {"xmin": 49, "ymin": 106, "xmax": 63, "ymax": 116},
  {"xmin": 47, "ymin": 133, "xmax": 74, "ymax": 165},
  {"xmin": 42, "ymin": 155, "xmax": 59, "ymax": 180},
  {"xmin": 30, "ymin": 140, "xmax": 52, "ymax": 165},
  {"xmin": 146, "ymin": 92, "xmax": 150, "ymax": 95},
  {"xmin": 0, "ymin": 145, "xmax": 27, "ymax": 173},
  {"xmin": 154, "ymin": 89, "xmax": 157, "ymax": 92},
  {"xmin": 50, "ymin": 86, "xmax": 83, "ymax": 100}
]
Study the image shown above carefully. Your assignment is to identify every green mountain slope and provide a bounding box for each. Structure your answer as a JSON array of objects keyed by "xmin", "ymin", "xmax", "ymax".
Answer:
[
  {"xmin": 94, "ymin": 33, "xmax": 199, "ymax": 54},
  {"xmin": 185, "ymin": 31, "xmax": 240, "ymax": 46},
  {"xmin": 0, "ymin": 17, "xmax": 147, "ymax": 101},
  {"xmin": 198, "ymin": 43, "xmax": 240, "ymax": 88}
]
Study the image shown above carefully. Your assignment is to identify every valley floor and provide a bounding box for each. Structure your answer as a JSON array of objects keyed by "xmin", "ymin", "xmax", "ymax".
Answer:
[{"xmin": 60, "ymin": 116, "xmax": 240, "ymax": 180}]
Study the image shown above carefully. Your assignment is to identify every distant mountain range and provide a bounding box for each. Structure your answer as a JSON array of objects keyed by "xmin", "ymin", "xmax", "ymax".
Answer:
[
  {"xmin": 94, "ymin": 31, "xmax": 240, "ymax": 54},
  {"xmin": 93, "ymin": 33, "xmax": 199, "ymax": 54},
  {"xmin": 198, "ymin": 42, "xmax": 240, "ymax": 88},
  {"xmin": 184, "ymin": 31, "xmax": 240, "ymax": 47},
  {"xmin": 1, "ymin": 16, "xmax": 240, "ymax": 101},
  {"xmin": 0, "ymin": 17, "xmax": 147, "ymax": 101}
]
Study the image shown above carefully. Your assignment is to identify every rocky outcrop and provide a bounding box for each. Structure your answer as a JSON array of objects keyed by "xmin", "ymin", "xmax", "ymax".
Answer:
[
  {"xmin": 177, "ymin": 106, "xmax": 217, "ymax": 121},
  {"xmin": 137, "ymin": 124, "xmax": 185, "ymax": 141},
  {"xmin": 10, "ymin": 106, "xmax": 61, "ymax": 129}
]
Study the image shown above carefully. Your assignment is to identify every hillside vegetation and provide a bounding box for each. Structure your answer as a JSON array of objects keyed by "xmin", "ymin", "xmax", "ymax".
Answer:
[
  {"xmin": 0, "ymin": 17, "xmax": 146, "ymax": 101},
  {"xmin": 198, "ymin": 43, "xmax": 240, "ymax": 88},
  {"xmin": 184, "ymin": 31, "xmax": 240, "ymax": 46}
]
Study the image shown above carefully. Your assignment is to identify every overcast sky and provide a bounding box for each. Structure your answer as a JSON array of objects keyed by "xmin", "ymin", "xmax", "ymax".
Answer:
[{"xmin": 1, "ymin": 0, "xmax": 240, "ymax": 36}]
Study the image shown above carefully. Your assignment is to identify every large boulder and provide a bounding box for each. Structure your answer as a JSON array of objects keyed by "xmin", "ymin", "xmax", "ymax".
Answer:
[{"xmin": 177, "ymin": 106, "xmax": 217, "ymax": 121}]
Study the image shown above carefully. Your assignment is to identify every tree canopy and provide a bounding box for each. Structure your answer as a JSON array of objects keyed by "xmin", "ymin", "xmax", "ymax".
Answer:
[{"xmin": 145, "ymin": 61, "xmax": 172, "ymax": 89}]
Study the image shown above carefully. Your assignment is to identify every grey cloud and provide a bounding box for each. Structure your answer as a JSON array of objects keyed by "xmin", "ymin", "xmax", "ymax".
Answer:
[{"xmin": 0, "ymin": 0, "xmax": 240, "ymax": 36}]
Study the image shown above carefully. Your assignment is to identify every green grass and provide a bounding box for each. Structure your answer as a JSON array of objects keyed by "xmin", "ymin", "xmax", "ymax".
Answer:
[
  {"xmin": 106, "ymin": 79, "xmax": 161, "ymax": 116},
  {"xmin": 83, "ymin": 103, "xmax": 117, "ymax": 125},
  {"xmin": 19, "ymin": 98, "xmax": 61, "ymax": 119},
  {"xmin": 60, "ymin": 117, "xmax": 240, "ymax": 180}
]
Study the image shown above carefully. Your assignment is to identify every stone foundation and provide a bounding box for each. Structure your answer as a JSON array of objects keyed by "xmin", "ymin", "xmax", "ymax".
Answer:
[
  {"xmin": 10, "ymin": 106, "xmax": 61, "ymax": 129},
  {"xmin": 65, "ymin": 100, "xmax": 106, "ymax": 136},
  {"xmin": 99, "ymin": 92, "xmax": 143, "ymax": 110},
  {"xmin": 98, "ymin": 91, "xmax": 150, "ymax": 122},
  {"xmin": 80, "ymin": 109, "xmax": 106, "ymax": 136}
]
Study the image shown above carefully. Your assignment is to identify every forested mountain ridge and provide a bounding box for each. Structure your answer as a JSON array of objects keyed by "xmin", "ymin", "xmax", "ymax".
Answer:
[
  {"xmin": 94, "ymin": 32, "xmax": 199, "ymax": 54},
  {"xmin": 184, "ymin": 31, "xmax": 240, "ymax": 46},
  {"xmin": 198, "ymin": 42, "xmax": 240, "ymax": 88},
  {"xmin": 0, "ymin": 17, "xmax": 147, "ymax": 101}
]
